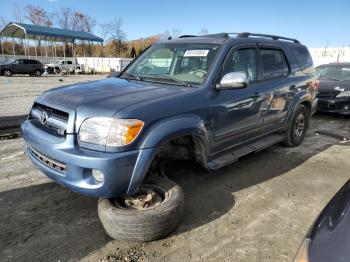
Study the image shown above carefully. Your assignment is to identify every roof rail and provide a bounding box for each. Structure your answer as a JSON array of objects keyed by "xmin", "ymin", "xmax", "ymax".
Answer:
[
  {"xmin": 178, "ymin": 35, "xmax": 197, "ymax": 38},
  {"xmin": 200, "ymin": 33, "xmax": 230, "ymax": 38},
  {"xmin": 236, "ymin": 32, "xmax": 300, "ymax": 43},
  {"xmin": 176, "ymin": 32, "xmax": 301, "ymax": 44}
]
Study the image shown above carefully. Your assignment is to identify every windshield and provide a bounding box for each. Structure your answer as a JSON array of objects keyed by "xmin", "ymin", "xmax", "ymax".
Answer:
[
  {"xmin": 6, "ymin": 59, "xmax": 15, "ymax": 64},
  {"xmin": 315, "ymin": 65, "xmax": 350, "ymax": 81},
  {"xmin": 121, "ymin": 43, "xmax": 220, "ymax": 86}
]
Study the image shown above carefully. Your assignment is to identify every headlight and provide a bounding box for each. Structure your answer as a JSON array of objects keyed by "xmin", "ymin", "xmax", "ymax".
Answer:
[
  {"xmin": 79, "ymin": 117, "xmax": 144, "ymax": 147},
  {"xmin": 293, "ymin": 238, "xmax": 310, "ymax": 262},
  {"xmin": 336, "ymin": 91, "xmax": 350, "ymax": 98}
]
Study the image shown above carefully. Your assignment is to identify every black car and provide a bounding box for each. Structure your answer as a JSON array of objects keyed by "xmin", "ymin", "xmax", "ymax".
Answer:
[
  {"xmin": 294, "ymin": 179, "xmax": 350, "ymax": 262},
  {"xmin": 0, "ymin": 59, "xmax": 44, "ymax": 77},
  {"xmin": 316, "ymin": 63, "xmax": 350, "ymax": 115}
]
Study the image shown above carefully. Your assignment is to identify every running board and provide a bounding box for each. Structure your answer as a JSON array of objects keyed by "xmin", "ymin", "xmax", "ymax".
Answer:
[{"xmin": 208, "ymin": 134, "xmax": 284, "ymax": 170}]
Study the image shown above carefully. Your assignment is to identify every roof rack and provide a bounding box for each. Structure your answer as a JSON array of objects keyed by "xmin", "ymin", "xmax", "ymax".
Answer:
[
  {"xmin": 235, "ymin": 32, "xmax": 300, "ymax": 43},
  {"xmin": 177, "ymin": 32, "xmax": 300, "ymax": 44}
]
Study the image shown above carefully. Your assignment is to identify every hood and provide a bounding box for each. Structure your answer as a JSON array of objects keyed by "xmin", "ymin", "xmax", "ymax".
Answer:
[
  {"xmin": 308, "ymin": 179, "xmax": 350, "ymax": 262},
  {"xmin": 37, "ymin": 78, "xmax": 189, "ymax": 118},
  {"xmin": 318, "ymin": 79, "xmax": 350, "ymax": 93}
]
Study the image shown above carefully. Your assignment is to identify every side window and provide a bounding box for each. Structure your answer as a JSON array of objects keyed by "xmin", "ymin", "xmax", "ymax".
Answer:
[
  {"xmin": 222, "ymin": 48, "xmax": 257, "ymax": 82},
  {"xmin": 67, "ymin": 61, "xmax": 72, "ymax": 64},
  {"xmin": 13, "ymin": 60, "xmax": 22, "ymax": 65},
  {"xmin": 260, "ymin": 49, "xmax": 289, "ymax": 79},
  {"xmin": 291, "ymin": 46, "xmax": 314, "ymax": 73}
]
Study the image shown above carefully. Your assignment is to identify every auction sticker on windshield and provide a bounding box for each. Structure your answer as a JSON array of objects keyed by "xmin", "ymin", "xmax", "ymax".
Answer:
[{"xmin": 184, "ymin": 50, "xmax": 209, "ymax": 57}]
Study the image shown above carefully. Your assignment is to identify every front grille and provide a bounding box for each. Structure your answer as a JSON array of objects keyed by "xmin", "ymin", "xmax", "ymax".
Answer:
[
  {"xmin": 32, "ymin": 103, "xmax": 69, "ymax": 121},
  {"xmin": 28, "ymin": 145, "xmax": 66, "ymax": 173},
  {"xmin": 30, "ymin": 103, "xmax": 69, "ymax": 136}
]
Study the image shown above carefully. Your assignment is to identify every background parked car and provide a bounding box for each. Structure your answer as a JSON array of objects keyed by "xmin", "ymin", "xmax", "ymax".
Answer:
[
  {"xmin": 44, "ymin": 59, "xmax": 81, "ymax": 74},
  {"xmin": 316, "ymin": 63, "xmax": 350, "ymax": 115},
  {"xmin": 0, "ymin": 59, "xmax": 44, "ymax": 77},
  {"xmin": 294, "ymin": 179, "xmax": 350, "ymax": 262}
]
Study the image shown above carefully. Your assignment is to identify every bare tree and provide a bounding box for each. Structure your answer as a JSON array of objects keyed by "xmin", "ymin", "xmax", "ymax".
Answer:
[
  {"xmin": 108, "ymin": 18, "xmax": 126, "ymax": 41},
  {"xmin": 72, "ymin": 11, "xmax": 96, "ymax": 32},
  {"xmin": 24, "ymin": 5, "xmax": 52, "ymax": 26},
  {"xmin": 160, "ymin": 29, "xmax": 182, "ymax": 39},
  {"xmin": 159, "ymin": 29, "xmax": 171, "ymax": 40},
  {"xmin": 107, "ymin": 18, "xmax": 126, "ymax": 57},
  {"xmin": 199, "ymin": 28, "xmax": 209, "ymax": 36},
  {"xmin": 99, "ymin": 23, "xmax": 111, "ymax": 40},
  {"xmin": 171, "ymin": 28, "xmax": 182, "ymax": 38},
  {"xmin": 55, "ymin": 7, "xmax": 72, "ymax": 29}
]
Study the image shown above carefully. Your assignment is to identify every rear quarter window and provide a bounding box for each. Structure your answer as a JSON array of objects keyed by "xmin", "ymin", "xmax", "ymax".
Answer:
[{"xmin": 291, "ymin": 46, "xmax": 314, "ymax": 74}]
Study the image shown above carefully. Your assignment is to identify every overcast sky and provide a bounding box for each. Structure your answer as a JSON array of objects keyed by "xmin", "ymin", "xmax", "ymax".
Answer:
[{"xmin": 1, "ymin": 0, "xmax": 349, "ymax": 47}]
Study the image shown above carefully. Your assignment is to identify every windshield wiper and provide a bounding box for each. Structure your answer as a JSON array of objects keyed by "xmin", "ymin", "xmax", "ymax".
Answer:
[
  {"xmin": 143, "ymin": 75, "xmax": 192, "ymax": 87},
  {"xmin": 120, "ymin": 72, "xmax": 143, "ymax": 81}
]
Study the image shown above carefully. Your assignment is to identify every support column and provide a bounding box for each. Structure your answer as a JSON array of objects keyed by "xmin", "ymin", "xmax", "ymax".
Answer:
[
  {"xmin": 0, "ymin": 34, "xmax": 4, "ymax": 57},
  {"xmin": 34, "ymin": 36, "xmax": 38, "ymax": 60},
  {"xmin": 12, "ymin": 38, "xmax": 16, "ymax": 58}
]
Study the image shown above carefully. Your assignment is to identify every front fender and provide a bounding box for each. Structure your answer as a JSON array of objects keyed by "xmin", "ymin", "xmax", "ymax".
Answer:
[{"xmin": 126, "ymin": 115, "xmax": 209, "ymax": 195}]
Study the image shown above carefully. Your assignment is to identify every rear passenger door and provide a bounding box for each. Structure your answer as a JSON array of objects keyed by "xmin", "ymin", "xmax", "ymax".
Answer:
[
  {"xmin": 258, "ymin": 46, "xmax": 292, "ymax": 131},
  {"xmin": 23, "ymin": 60, "xmax": 35, "ymax": 73}
]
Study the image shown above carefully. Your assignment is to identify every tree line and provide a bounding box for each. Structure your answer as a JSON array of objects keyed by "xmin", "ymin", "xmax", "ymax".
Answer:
[{"xmin": 0, "ymin": 4, "xmax": 208, "ymax": 58}]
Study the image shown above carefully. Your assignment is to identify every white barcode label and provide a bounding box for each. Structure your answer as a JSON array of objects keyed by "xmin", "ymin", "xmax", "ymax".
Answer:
[{"xmin": 184, "ymin": 50, "xmax": 209, "ymax": 57}]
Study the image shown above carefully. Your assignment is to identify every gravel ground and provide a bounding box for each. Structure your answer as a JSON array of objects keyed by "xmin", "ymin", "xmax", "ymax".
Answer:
[
  {"xmin": 0, "ymin": 113, "xmax": 349, "ymax": 262},
  {"xmin": 0, "ymin": 75, "xmax": 106, "ymax": 117}
]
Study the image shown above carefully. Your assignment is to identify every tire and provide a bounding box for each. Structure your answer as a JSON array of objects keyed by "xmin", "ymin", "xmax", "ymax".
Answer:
[
  {"xmin": 283, "ymin": 104, "xmax": 309, "ymax": 147},
  {"xmin": 34, "ymin": 69, "xmax": 42, "ymax": 77},
  {"xmin": 98, "ymin": 176, "xmax": 185, "ymax": 241},
  {"xmin": 3, "ymin": 69, "xmax": 12, "ymax": 77}
]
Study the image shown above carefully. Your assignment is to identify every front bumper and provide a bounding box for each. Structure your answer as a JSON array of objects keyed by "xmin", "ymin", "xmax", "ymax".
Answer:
[
  {"xmin": 317, "ymin": 98, "xmax": 350, "ymax": 115},
  {"xmin": 21, "ymin": 120, "xmax": 152, "ymax": 198}
]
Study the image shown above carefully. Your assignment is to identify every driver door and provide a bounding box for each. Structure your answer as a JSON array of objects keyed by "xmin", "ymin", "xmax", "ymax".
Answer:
[{"xmin": 210, "ymin": 44, "xmax": 265, "ymax": 155}]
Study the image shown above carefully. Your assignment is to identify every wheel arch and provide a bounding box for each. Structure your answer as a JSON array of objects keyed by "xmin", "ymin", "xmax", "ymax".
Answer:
[
  {"xmin": 126, "ymin": 115, "xmax": 210, "ymax": 195},
  {"xmin": 285, "ymin": 92, "xmax": 313, "ymax": 130}
]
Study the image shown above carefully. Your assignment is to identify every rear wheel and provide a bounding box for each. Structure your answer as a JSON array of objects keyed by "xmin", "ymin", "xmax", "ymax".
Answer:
[
  {"xmin": 3, "ymin": 69, "xmax": 12, "ymax": 77},
  {"xmin": 98, "ymin": 176, "xmax": 184, "ymax": 241},
  {"xmin": 283, "ymin": 104, "xmax": 309, "ymax": 146},
  {"xmin": 34, "ymin": 69, "xmax": 42, "ymax": 77}
]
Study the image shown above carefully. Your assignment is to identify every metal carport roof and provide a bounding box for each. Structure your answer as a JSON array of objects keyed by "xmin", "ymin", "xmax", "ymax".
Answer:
[{"xmin": 0, "ymin": 22, "xmax": 103, "ymax": 42}]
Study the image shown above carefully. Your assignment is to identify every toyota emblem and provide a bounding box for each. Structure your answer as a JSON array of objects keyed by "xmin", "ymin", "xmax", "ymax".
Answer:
[{"xmin": 40, "ymin": 111, "xmax": 49, "ymax": 125}]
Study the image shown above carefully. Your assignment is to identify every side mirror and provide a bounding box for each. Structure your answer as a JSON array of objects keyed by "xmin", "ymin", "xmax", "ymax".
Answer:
[{"xmin": 216, "ymin": 72, "xmax": 249, "ymax": 89}]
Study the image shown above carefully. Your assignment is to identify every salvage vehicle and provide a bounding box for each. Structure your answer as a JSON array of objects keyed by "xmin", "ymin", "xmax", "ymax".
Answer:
[
  {"xmin": 316, "ymin": 63, "xmax": 350, "ymax": 115},
  {"xmin": 21, "ymin": 32, "xmax": 318, "ymax": 241},
  {"xmin": 45, "ymin": 59, "xmax": 81, "ymax": 74},
  {"xmin": 0, "ymin": 59, "xmax": 44, "ymax": 77},
  {"xmin": 293, "ymin": 179, "xmax": 350, "ymax": 262}
]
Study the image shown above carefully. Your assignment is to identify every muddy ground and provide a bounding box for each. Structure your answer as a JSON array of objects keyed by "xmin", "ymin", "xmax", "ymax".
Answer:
[{"xmin": 0, "ymin": 112, "xmax": 349, "ymax": 262}]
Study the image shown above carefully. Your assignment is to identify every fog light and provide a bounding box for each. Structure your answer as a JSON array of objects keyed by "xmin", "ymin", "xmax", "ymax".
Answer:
[{"xmin": 92, "ymin": 169, "xmax": 104, "ymax": 182}]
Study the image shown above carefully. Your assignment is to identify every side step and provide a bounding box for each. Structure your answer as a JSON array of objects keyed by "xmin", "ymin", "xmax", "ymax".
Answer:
[{"xmin": 208, "ymin": 134, "xmax": 284, "ymax": 170}]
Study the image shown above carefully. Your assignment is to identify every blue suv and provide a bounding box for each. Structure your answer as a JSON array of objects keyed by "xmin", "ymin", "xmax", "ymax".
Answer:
[{"xmin": 22, "ymin": 32, "xmax": 318, "ymax": 241}]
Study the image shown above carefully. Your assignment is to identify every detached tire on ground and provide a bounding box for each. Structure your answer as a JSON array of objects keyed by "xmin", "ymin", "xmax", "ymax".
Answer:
[
  {"xmin": 283, "ymin": 104, "xmax": 309, "ymax": 147},
  {"xmin": 98, "ymin": 176, "xmax": 185, "ymax": 241}
]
